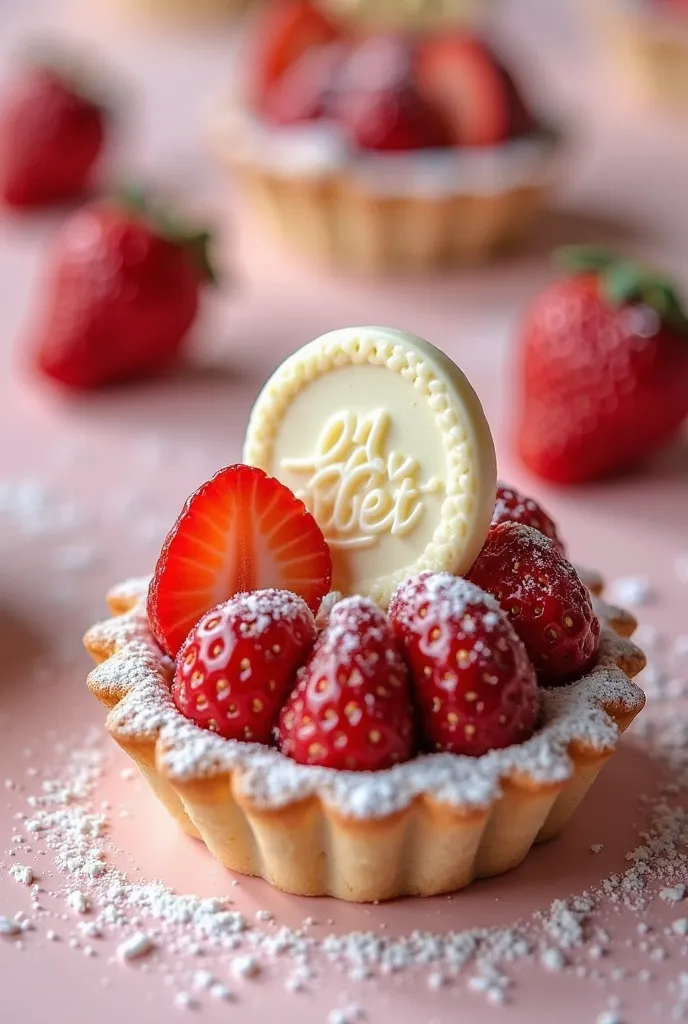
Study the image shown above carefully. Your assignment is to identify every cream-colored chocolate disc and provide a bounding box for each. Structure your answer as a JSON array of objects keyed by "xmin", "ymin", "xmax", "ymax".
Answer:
[{"xmin": 243, "ymin": 327, "xmax": 497, "ymax": 608}]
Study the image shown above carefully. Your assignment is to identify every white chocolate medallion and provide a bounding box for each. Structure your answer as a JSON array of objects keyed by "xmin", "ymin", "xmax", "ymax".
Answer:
[{"xmin": 243, "ymin": 327, "xmax": 497, "ymax": 607}]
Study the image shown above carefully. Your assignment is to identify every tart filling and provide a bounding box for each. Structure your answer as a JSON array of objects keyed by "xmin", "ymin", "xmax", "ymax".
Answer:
[{"xmin": 88, "ymin": 577, "xmax": 644, "ymax": 818}]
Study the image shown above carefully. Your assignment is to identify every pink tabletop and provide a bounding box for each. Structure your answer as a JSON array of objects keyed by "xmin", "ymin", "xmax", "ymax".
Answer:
[{"xmin": 1, "ymin": 1, "xmax": 688, "ymax": 1022}]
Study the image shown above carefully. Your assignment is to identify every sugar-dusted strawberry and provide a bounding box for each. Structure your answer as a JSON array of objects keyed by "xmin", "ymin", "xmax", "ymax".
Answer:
[
  {"xmin": 0, "ymin": 60, "xmax": 108, "ymax": 209},
  {"xmin": 389, "ymin": 572, "xmax": 538, "ymax": 756},
  {"xmin": 491, "ymin": 483, "xmax": 565, "ymax": 554},
  {"xmin": 517, "ymin": 248, "xmax": 688, "ymax": 483},
  {"xmin": 262, "ymin": 42, "xmax": 349, "ymax": 125},
  {"xmin": 173, "ymin": 590, "xmax": 317, "ymax": 743},
  {"xmin": 414, "ymin": 34, "xmax": 513, "ymax": 147},
  {"xmin": 251, "ymin": 0, "xmax": 339, "ymax": 113},
  {"xmin": 149, "ymin": 466, "xmax": 332, "ymax": 657},
  {"xmin": 278, "ymin": 596, "xmax": 415, "ymax": 771},
  {"xmin": 30, "ymin": 192, "xmax": 214, "ymax": 390},
  {"xmin": 468, "ymin": 522, "xmax": 600, "ymax": 684}
]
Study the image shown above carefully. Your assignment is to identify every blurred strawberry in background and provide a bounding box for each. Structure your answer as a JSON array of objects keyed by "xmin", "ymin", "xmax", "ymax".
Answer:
[
  {"xmin": 516, "ymin": 248, "xmax": 688, "ymax": 484},
  {"xmin": 29, "ymin": 190, "xmax": 215, "ymax": 389},
  {"xmin": 0, "ymin": 56, "xmax": 109, "ymax": 210}
]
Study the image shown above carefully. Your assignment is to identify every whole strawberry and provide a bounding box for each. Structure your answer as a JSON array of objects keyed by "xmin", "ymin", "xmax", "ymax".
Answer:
[
  {"xmin": 173, "ymin": 590, "xmax": 317, "ymax": 743},
  {"xmin": 491, "ymin": 482, "xmax": 565, "ymax": 554},
  {"xmin": 517, "ymin": 248, "xmax": 688, "ymax": 483},
  {"xmin": 30, "ymin": 192, "xmax": 214, "ymax": 389},
  {"xmin": 278, "ymin": 596, "xmax": 415, "ymax": 771},
  {"xmin": 389, "ymin": 572, "xmax": 539, "ymax": 756},
  {"xmin": 0, "ymin": 60, "xmax": 107, "ymax": 209},
  {"xmin": 468, "ymin": 522, "xmax": 601, "ymax": 684}
]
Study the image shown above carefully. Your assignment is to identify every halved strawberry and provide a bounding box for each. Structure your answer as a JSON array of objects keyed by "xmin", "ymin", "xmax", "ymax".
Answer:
[
  {"xmin": 148, "ymin": 465, "xmax": 332, "ymax": 657},
  {"xmin": 250, "ymin": 0, "xmax": 339, "ymax": 114},
  {"xmin": 414, "ymin": 34, "xmax": 510, "ymax": 147}
]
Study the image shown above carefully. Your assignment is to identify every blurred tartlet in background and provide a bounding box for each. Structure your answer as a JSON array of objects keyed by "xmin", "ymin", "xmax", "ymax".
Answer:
[
  {"xmin": 111, "ymin": 0, "xmax": 254, "ymax": 23},
  {"xmin": 311, "ymin": 0, "xmax": 489, "ymax": 32},
  {"xmin": 208, "ymin": 0, "xmax": 561, "ymax": 273},
  {"xmin": 594, "ymin": 0, "xmax": 688, "ymax": 107}
]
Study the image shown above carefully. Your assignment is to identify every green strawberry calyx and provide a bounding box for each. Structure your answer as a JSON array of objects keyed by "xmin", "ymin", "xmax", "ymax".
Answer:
[
  {"xmin": 116, "ymin": 185, "xmax": 217, "ymax": 285},
  {"xmin": 554, "ymin": 246, "xmax": 688, "ymax": 335}
]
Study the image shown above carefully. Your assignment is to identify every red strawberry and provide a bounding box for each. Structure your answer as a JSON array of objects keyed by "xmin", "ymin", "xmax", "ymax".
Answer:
[
  {"xmin": 149, "ymin": 465, "xmax": 332, "ymax": 657},
  {"xmin": 389, "ymin": 572, "xmax": 539, "ymax": 756},
  {"xmin": 278, "ymin": 596, "xmax": 415, "ymax": 771},
  {"xmin": 0, "ymin": 61, "xmax": 107, "ymax": 209},
  {"xmin": 468, "ymin": 522, "xmax": 601, "ymax": 684},
  {"xmin": 173, "ymin": 590, "xmax": 317, "ymax": 743},
  {"xmin": 251, "ymin": 0, "xmax": 339, "ymax": 114},
  {"xmin": 491, "ymin": 483, "xmax": 564, "ymax": 554},
  {"xmin": 30, "ymin": 193, "xmax": 214, "ymax": 390},
  {"xmin": 262, "ymin": 42, "xmax": 349, "ymax": 125},
  {"xmin": 517, "ymin": 248, "xmax": 688, "ymax": 483},
  {"xmin": 414, "ymin": 34, "xmax": 512, "ymax": 147},
  {"xmin": 335, "ymin": 84, "xmax": 451, "ymax": 151}
]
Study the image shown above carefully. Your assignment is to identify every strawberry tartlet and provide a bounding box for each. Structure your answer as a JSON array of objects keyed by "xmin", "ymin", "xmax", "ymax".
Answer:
[
  {"xmin": 208, "ymin": 2, "xmax": 561, "ymax": 272},
  {"xmin": 85, "ymin": 327, "xmax": 645, "ymax": 902}
]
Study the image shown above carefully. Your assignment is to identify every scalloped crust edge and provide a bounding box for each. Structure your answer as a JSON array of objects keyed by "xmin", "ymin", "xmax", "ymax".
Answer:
[{"xmin": 85, "ymin": 576, "xmax": 646, "ymax": 902}]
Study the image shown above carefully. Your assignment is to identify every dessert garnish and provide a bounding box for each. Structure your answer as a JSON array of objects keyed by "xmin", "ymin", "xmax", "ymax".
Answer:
[
  {"xmin": 389, "ymin": 572, "xmax": 539, "ymax": 756},
  {"xmin": 29, "ymin": 189, "xmax": 215, "ymax": 390},
  {"xmin": 148, "ymin": 464, "xmax": 332, "ymax": 657},
  {"xmin": 243, "ymin": 326, "xmax": 497, "ymax": 607},
  {"xmin": 469, "ymin": 523, "xmax": 601, "ymax": 684},
  {"xmin": 517, "ymin": 247, "xmax": 688, "ymax": 483},
  {"xmin": 278, "ymin": 596, "xmax": 416, "ymax": 770},
  {"xmin": 174, "ymin": 590, "xmax": 318, "ymax": 743},
  {"xmin": 491, "ymin": 482, "xmax": 565, "ymax": 553}
]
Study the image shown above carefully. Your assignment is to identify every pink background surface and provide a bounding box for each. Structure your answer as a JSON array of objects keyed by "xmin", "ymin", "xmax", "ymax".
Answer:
[{"xmin": 1, "ymin": 1, "xmax": 688, "ymax": 1022}]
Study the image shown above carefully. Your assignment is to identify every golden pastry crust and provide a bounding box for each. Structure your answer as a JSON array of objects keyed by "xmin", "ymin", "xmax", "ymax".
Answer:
[
  {"xmin": 594, "ymin": 2, "xmax": 688, "ymax": 107},
  {"xmin": 85, "ymin": 575, "xmax": 645, "ymax": 902},
  {"xmin": 113, "ymin": 0, "xmax": 253, "ymax": 22},
  {"xmin": 313, "ymin": 0, "xmax": 488, "ymax": 31},
  {"xmin": 227, "ymin": 158, "xmax": 554, "ymax": 273}
]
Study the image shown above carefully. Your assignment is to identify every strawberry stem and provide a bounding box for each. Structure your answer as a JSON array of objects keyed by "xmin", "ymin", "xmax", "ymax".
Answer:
[
  {"xmin": 114, "ymin": 185, "xmax": 217, "ymax": 285},
  {"xmin": 554, "ymin": 246, "xmax": 688, "ymax": 335}
]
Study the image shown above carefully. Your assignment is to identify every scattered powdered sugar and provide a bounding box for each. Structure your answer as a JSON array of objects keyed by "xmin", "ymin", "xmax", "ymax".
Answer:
[
  {"xmin": 117, "ymin": 933, "xmax": 155, "ymax": 962},
  {"xmin": 84, "ymin": 578, "xmax": 644, "ymax": 820},
  {"xmin": 3, "ymin": 687, "xmax": 688, "ymax": 1019},
  {"xmin": 9, "ymin": 864, "xmax": 34, "ymax": 886},
  {"xmin": 659, "ymin": 886, "xmax": 686, "ymax": 904},
  {"xmin": 0, "ymin": 478, "xmax": 86, "ymax": 537},
  {"xmin": 7, "ymin": 568, "xmax": 688, "ymax": 1017}
]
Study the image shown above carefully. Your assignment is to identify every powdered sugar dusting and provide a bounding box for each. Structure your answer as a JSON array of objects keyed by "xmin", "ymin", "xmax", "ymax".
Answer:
[
  {"xmin": 84, "ymin": 577, "xmax": 644, "ymax": 819},
  {"xmin": 4, "ymin": 687, "xmax": 688, "ymax": 1017}
]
